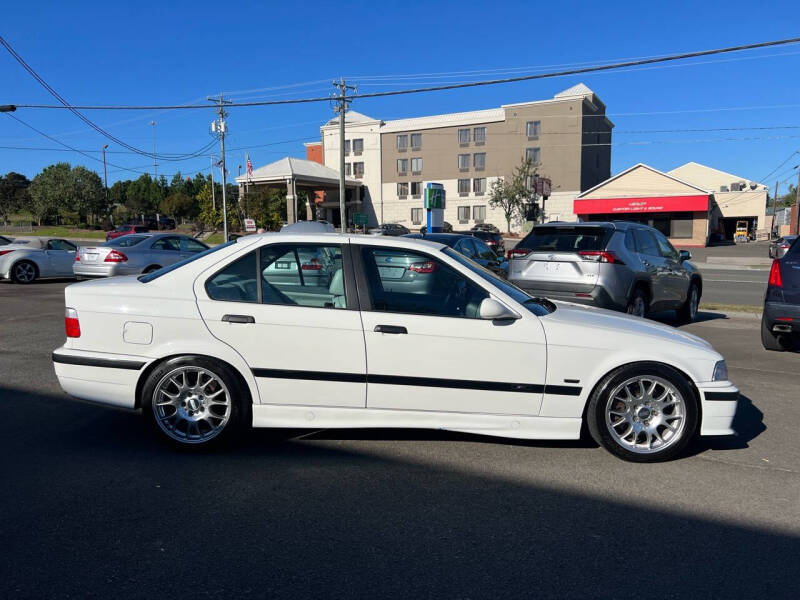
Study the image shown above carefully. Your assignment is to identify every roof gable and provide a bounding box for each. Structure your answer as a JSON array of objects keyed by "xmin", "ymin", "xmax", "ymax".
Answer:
[
  {"xmin": 667, "ymin": 162, "xmax": 766, "ymax": 191},
  {"xmin": 577, "ymin": 163, "xmax": 709, "ymax": 199}
]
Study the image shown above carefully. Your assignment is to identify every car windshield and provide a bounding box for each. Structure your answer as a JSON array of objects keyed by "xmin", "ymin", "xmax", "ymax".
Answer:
[
  {"xmin": 443, "ymin": 247, "xmax": 554, "ymax": 316},
  {"xmin": 138, "ymin": 240, "xmax": 236, "ymax": 282},
  {"xmin": 103, "ymin": 235, "xmax": 148, "ymax": 247},
  {"xmin": 518, "ymin": 226, "xmax": 612, "ymax": 252}
]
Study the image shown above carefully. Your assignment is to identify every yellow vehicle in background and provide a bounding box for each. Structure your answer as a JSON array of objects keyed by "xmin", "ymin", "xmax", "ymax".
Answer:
[{"xmin": 734, "ymin": 220, "xmax": 749, "ymax": 243}]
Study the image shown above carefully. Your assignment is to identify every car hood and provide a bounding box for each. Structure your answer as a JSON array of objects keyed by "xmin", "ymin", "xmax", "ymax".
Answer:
[{"xmin": 540, "ymin": 301, "xmax": 714, "ymax": 353}]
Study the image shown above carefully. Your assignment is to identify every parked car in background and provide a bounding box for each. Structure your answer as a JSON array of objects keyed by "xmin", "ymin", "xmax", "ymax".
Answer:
[
  {"xmin": 53, "ymin": 233, "xmax": 738, "ymax": 462},
  {"xmin": 74, "ymin": 234, "xmax": 208, "ymax": 278},
  {"xmin": 369, "ymin": 223, "xmax": 410, "ymax": 236},
  {"xmin": 507, "ymin": 221, "xmax": 703, "ymax": 322},
  {"xmin": 405, "ymin": 233, "xmax": 508, "ymax": 277},
  {"xmin": 419, "ymin": 222, "xmax": 453, "ymax": 233},
  {"xmin": 762, "ymin": 237, "xmax": 800, "ymax": 351},
  {"xmin": 769, "ymin": 235, "xmax": 798, "ymax": 259},
  {"xmin": 471, "ymin": 223, "xmax": 500, "ymax": 234},
  {"xmin": 157, "ymin": 216, "xmax": 176, "ymax": 230},
  {"xmin": 107, "ymin": 224, "xmax": 149, "ymax": 241},
  {"xmin": 468, "ymin": 229, "xmax": 506, "ymax": 256},
  {"xmin": 0, "ymin": 235, "xmax": 13, "ymax": 245},
  {"xmin": 0, "ymin": 237, "xmax": 77, "ymax": 283}
]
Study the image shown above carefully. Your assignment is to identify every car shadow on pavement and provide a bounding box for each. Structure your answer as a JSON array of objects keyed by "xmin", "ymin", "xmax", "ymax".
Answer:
[
  {"xmin": 1, "ymin": 384, "xmax": 798, "ymax": 599},
  {"xmin": 651, "ymin": 309, "xmax": 730, "ymax": 326},
  {"xmin": 684, "ymin": 393, "xmax": 765, "ymax": 456}
]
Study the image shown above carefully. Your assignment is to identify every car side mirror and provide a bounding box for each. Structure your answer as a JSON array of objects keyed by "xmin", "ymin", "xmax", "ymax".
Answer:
[
  {"xmin": 479, "ymin": 298, "xmax": 520, "ymax": 321},
  {"xmin": 679, "ymin": 250, "xmax": 691, "ymax": 262}
]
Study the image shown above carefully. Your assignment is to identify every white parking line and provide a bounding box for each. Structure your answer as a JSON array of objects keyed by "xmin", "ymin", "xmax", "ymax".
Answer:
[{"xmin": 704, "ymin": 279, "xmax": 765, "ymax": 284}]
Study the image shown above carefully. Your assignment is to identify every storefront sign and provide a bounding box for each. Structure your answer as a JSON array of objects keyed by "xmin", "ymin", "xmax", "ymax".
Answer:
[{"xmin": 574, "ymin": 195, "xmax": 709, "ymax": 215}]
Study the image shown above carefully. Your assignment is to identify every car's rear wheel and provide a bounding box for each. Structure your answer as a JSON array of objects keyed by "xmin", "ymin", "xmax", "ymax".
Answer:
[
  {"xmin": 761, "ymin": 315, "xmax": 792, "ymax": 351},
  {"xmin": 677, "ymin": 282, "xmax": 700, "ymax": 323},
  {"xmin": 142, "ymin": 356, "xmax": 249, "ymax": 448},
  {"xmin": 587, "ymin": 363, "xmax": 698, "ymax": 462},
  {"xmin": 626, "ymin": 287, "xmax": 648, "ymax": 318},
  {"xmin": 142, "ymin": 265, "xmax": 162, "ymax": 274},
  {"xmin": 11, "ymin": 260, "xmax": 37, "ymax": 284}
]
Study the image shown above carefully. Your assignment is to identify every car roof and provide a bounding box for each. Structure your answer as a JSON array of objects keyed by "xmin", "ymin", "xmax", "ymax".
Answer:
[
  {"xmin": 403, "ymin": 233, "xmax": 472, "ymax": 246},
  {"xmin": 531, "ymin": 220, "xmax": 650, "ymax": 231},
  {"xmin": 242, "ymin": 231, "xmax": 447, "ymax": 251}
]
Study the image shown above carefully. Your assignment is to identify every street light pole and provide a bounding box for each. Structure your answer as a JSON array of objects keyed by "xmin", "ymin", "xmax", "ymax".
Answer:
[
  {"xmin": 210, "ymin": 153, "xmax": 216, "ymax": 211},
  {"xmin": 149, "ymin": 121, "xmax": 157, "ymax": 180},
  {"xmin": 102, "ymin": 144, "xmax": 109, "ymax": 224}
]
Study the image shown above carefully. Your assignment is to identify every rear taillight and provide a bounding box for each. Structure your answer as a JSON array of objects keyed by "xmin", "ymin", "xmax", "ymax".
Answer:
[
  {"xmin": 301, "ymin": 258, "xmax": 322, "ymax": 271},
  {"xmin": 65, "ymin": 307, "xmax": 81, "ymax": 338},
  {"xmin": 768, "ymin": 259, "xmax": 783, "ymax": 287},
  {"xmin": 0, "ymin": 249, "xmax": 14, "ymax": 256},
  {"xmin": 409, "ymin": 261, "xmax": 437, "ymax": 274},
  {"xmin": 75, "ymin": 252, "xmax": 80, "ymax": 262},
  {"xmin": 507, "ymin": 248, "xmax": 529, "ymax": 260},
  {"xmin": 104, "ymin": 250, "xmax": 128, "ymax": 263},
  {"xmin": 578, "ymin": 250, "xmax": 625, "ymax": 265}
]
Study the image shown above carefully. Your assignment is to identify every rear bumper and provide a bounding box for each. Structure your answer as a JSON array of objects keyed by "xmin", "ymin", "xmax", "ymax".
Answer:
[
  {"xmin": 510, "ymin": 282, "xmax": 624, "ymax": 311},
  {"xmin": 73, "ymin": 263, "xmax": 137, "ymax": 277},
  {"xmin": 52, "ymin": 347, "xmax": 150, "ymax": 410},
  {"xmin": 763, "ymin": 301, "xmax": 800, "ymax": 333},
  {"xmin": 697, "ymin": 382, "xmax": 739, "ymax": 436}
]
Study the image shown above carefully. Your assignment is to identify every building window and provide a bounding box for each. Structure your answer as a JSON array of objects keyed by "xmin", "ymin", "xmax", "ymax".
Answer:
[
  {"xmin": 352, "ymin": 138, "xmax": 364, "ymax": 156},
  {"xmin": 671, "ymin": 217, "xmax": 693, "ymax": 239},
  {"xmin": 411, "ymin": 207, "xmax": 422, "ymax": 225},
  {"xmin": 526, "ymin": 120, "xmax": 541, "ymax": 139},
  {"xmin": 458, "ymin": 153, "xmax": 470, "ymax": 171},
  {"xmin": 473, "ymin": 178, "xmax": 486, "ymax": 195},
  {"xmin": 473, "ymin": 153, "xmax": 486, "ymax": 171},
  {"xmin": 458, "ymin": 128, "xmax": 470, "ymax": 145},
  {"xmin": 411, "ymin": 157, "xmax": 423, "ymax": 174},
  {"xmin": 473, "ymin": 127, "xmax": 486, "ymax": 145},
  {"xmin": 526, "ymin": 147, "xmax": 541, "ymax": 165},
  {"xmin": 397, "ymin": 182, "xmax": 409, "ymax": 198},
  {"xmin": 345, "ymin": 163, "xmax": 352, "ymax": 176},
  {"xmin": 353, "ymin": 162, "xmax": 364, "ymax": 178},
  {"xmin": 410, "ymin": 181, "xmax": 422, "ymax": 198},
  {"xmin": 344, "ymin": 140, "xmax": 351, "ymax": 155},
  {"xmin": 473, "ymin": 205, "xmax": 486, "ymax": 224},
  {"xmin": 397, "ymin": 158, "xmax": 408, "ymax": 174},
  {"xmin": 458, "ymin": 178, "xmax": 471, "ymax": 196},
  {"xmin": 410, "ymin": 133, "xmax": 422, "ymax": 150},
  {"xmin": 458, "ymin": 206, "xmax": 471, "ymax": 223},
  {"xmin": 397, "ymin": 135, "xmax": 408, "ymax": 151}
]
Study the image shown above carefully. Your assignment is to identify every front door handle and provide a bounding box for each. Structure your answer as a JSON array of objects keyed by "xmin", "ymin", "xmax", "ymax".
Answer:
[
  {"xmin": 222, "ymin": 314, "xmax": 255, "ymax": 324},
  {"xmin": 374, "ymin": 325, "xmax": 407, "ymax": 334}
]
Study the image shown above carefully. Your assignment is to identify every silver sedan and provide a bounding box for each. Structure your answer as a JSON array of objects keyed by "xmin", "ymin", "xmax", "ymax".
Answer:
[{"xmin": 74, "ymin": 233, "xmax": 209, "ymax": 278}]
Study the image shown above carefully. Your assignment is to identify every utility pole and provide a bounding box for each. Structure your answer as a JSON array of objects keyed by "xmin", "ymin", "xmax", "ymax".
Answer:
[
  {"xmin": 149, "ymin": 121, "xmax": 157, "ymax": 180},
  {"xmin": 209, "ymin": 94, "xmax": 232, "ymax": 242},
  {"xmin": 210, "ymin": 154, "xmax": 216, "ymax": 211},
  {"xmin": 332, "ymin": 78, "xmax": 357, "ymax": 233},
  {"xmin": 102, "ymin": 144, "xmax": 109, "ymax": 224},
  {"xmin": 772, "ymin": 180, "xmax": 779, "ymax": 239},
  {"xmin": 795, "ymin": 166, "xmax": 800, "ymax": 236}
]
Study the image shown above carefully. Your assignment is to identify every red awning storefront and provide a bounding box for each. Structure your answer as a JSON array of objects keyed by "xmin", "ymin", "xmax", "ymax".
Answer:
[{"xmin": 574, "ymin": 194, "xmax": 709, "ymax": 215}]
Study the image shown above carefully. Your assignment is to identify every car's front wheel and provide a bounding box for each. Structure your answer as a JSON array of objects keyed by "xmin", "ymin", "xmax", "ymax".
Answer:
[
  {"xmin": 587, "ymin": 363, "xmax": 698, "ymax": 462},
  {"xmin": 141, "ymin": 356, "xmax": 250, "ymax": 448},
  {"xmin": 677, "ymin": 282, "xmax": 700, "ymax": 323},
  {"xmin": 626, "ymin": 288, "xmax": 648, "ymax": 318},
  {"xmin": 11, "ymin": 260, "xmax": 37, "ymax": 284}
]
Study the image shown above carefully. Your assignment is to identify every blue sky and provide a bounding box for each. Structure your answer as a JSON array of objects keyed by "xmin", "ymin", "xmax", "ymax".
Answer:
[{"xmin": 2, "ymin": 0, "xmax": 800, "ymax": 195}]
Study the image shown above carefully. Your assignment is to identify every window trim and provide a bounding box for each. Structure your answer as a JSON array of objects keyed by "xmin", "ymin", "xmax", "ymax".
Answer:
[
  {"xmin": 458, "ymin": 128, "xmax": 470, "ymax": 146},
  {"xmin": 473, "ymin": 152, "xmax": 486, "ymax": 171},
  {"xmin": 396, "ymin": 134, "xmax": 408, "ymax": 152},
  {"xmin": 410, "ymin": 133, "xmax": 422, "ymax": 151},
  {"xmin": 473, "ymin": 126, "xmax": 486, "ymax": 146},
  {"xmin": 526, "ymin": 120, "xmax": 541, "ymax": 140}
]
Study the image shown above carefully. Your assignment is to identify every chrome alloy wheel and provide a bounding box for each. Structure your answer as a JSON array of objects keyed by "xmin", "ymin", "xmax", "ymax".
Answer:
[
  {"xmin": 604, "ymin": 375, "xmax": 687, "ymax": 454},
  {"xmin": 152, "ymin": 366, "xmax": 232, "ymax": 444},
  {"xmin": 14, "ymin": 262, "xmax": 36, "ymax": 282}
]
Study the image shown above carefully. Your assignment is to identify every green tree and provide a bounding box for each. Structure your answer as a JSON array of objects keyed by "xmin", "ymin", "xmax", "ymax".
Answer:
[
  {"xmin": 488, "ymin": 157, "xmax": 536, "ymax": 233},
  {"xmin": 70, "ymin": 166, "xmax": 104, "ymax": 225},
  {"xmin": 0, "ymin": 172, "xmax": 30, "ymax": 223},
  {"xmin": 160, "ymin": 191, "xmax": 194, "ymax": 220},
  {"xmin": 109, "ymin": 180, "xmax": 129, "ymax": 207},
  {"xmin": 126, "ymin": 174, "xmax": 156, "ymax": 216},
  {"xmin": 28, "ymin": 163, "xmax": 72, "ymax": 225}
]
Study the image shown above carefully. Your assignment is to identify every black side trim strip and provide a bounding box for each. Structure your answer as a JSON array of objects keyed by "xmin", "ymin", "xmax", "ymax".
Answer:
[
  {"xmin": 251, "ymin": 368, "xmax": 582, "ymax": 396},
  {"xmin": 52, "ymin": 352, "xmax": 145, "ymax": 370},
  {"xmin": 704, "ymin": 391, "xmax": 740, "ymax": 401}
]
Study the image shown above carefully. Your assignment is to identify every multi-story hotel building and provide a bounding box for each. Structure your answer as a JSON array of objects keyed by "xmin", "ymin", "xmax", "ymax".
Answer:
[{"xmin": 303, "ymin": 83, "xmax": 613, "ymax": 231}]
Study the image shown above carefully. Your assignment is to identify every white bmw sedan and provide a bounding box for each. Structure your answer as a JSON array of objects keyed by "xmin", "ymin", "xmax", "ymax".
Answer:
[{"xmin": 52, "ymin": 233, "xmax": 739, "ymax": 462}]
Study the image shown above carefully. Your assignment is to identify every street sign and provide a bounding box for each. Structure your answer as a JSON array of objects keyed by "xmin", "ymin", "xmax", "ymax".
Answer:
[
  {"xmin": 353, "ymin": 213, "xmax": 368, "ymax": 226},
  {"xmin": 424, "ymin": 183, "xmax": 446, "ymax": 209},
  {"xmin": 244, "ymin": 218, "xmax": 256, "ymax": 232},
  {"xmin": 541, "ymin": 178, "xmax": 551, "ymax": 199}
]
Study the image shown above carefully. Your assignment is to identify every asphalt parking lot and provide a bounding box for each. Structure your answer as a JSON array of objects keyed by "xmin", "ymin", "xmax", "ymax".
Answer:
[{"xmin": 2, "ymin": 279, "xmax": 799, "ymax": 598}]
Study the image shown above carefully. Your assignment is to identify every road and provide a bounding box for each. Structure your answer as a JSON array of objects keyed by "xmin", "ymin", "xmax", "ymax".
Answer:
[{"xmin": 1, "ymin": 280, "xmax": 799, "ymax": 599}]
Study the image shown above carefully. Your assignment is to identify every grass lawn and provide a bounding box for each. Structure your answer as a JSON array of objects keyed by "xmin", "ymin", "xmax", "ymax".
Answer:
[{"xmin": 0, "ymin": 226, "xmax": 108, "ymax": 240}]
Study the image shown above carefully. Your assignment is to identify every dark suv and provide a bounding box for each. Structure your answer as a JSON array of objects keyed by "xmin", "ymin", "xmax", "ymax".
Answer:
[
  {"xmin": 507, "ymin": 221, "xmax": 702, "ymax": 321},
  {"xmin": 762, "ymin": 236, "xmax": 800, "ymax": 351},
  {"xmin": 468, "ymin": 230, "xmax": 505, "ymax": 256}
]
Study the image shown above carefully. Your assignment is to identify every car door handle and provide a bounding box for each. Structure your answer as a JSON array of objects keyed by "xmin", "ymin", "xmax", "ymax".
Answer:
[
  {"xmin": 222, "ymin": 314, "xmax": 255, "ymax": 324},
  {"xmin": 374, "ymin": 325, "xmax": 407, "ymax": 334}
]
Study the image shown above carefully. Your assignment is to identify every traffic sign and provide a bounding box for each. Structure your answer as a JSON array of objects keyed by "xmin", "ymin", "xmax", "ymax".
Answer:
[{"xmin": 353, "ymin": 213, "xmax": 368, "ymax": 226}]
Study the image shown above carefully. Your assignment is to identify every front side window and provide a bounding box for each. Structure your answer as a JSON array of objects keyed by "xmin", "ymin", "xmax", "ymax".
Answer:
[
  {"xmin": 411, "ymin": 157, "xmax": 423, "ymax": 173},
  {"xmin": 458, "ymin": 128, "xmax": 470, "ymax": 145},
  {"xmin": 457, "ymin": 206, "xmax": 471, "ymax": 223},
  {"xmin": 397, "ymin": 158, "xmax": 408, "ymax": 173},
  {"xmin": 181, "ymin": 238, "xmax": 209, "ymax": 253},
  {"xmin": 458, "ymin": 154, "xmax": 471, "ymax": 170},
  {"xmin": 410, "ymin": 133, "xmax": 422, "ymax": 149},
  {"xmin": 352, "ymin": 138, "xmax": 364, "ymax": 155},
  {"xmin": 654, "ymin": 231, "xmax": 679, "ymax": 260},
  {"xmin": 360, "ymin": 247, "xmax": 489, "ymax": 319},
  {"xmin": 473, "ymin": 153, "xmax": 486, "ymax": 170},
  {"xmin": 411, "ymin": 208, "xmax": 423, "ymax": 225},
  {"xmin": 151, "ymin": 237, "xmax": 181, "ymax": 251},
  {"xmin": 397, "ymin": 182, "xmax": 409, "ymax": 197},
  {"xmin": 396, "ymin": 135, "xmax": 408, "ymax": 151},
  {"xmin": 458, "ymin": 178, "xmax": 471, "ymax": 195},
  {"xmin": 473, "ymin": 205, "xmax": 486, "ymax": 224},
  {"xmin": 473, "ymin": 178, "xmax": 486, "ymax": 195},
  {"xmin": 526, "ymin": 120, "xmax": 541, "ymax": 139},
  {"xmin": 526, "ymin": 147, "xmax": 541, "ymax": 165},
  {"xmin": 633, "ymin": 229, "xmax": 660, "ymax": 257},
  {"xmin": 47, "ymin": 239, "xmax": 77, "ymax": 251},
  {"xmin": 455, "ymin": 238, "xmax": 476, "ymax": 258},
  {"xmin": 473, "ymin": 127, "xmax": 486, "ymax": 144},
  {"xmin": 474, "ymin": 239, "xmax": 496, "ymax": 261}
]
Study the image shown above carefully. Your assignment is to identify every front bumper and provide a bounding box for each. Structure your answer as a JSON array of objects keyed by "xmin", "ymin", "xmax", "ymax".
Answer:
[
  {"xmin": 697, "ymin": 382, "xmax": 739, "ymax": 436},
  {"xmin": 52, "ymin": 347, "xmax": 150, "ymax": 409},
  {"xmin": 763, "ymin": 301, "xmax": 800, "ymax": 333}
]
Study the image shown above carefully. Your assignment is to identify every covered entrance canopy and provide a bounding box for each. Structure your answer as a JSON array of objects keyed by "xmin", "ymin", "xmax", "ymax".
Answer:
[{"xmin": 235, "ymin": 157, "xmax": 362, "ymax": 225}]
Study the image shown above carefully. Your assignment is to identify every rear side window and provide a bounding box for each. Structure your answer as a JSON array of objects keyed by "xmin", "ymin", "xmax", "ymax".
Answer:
[
  {"xmin": 206, "ymin": 251, "xmax": 259, "ymax": 303},
  {"xmin": 105, "ymin": 235, "xmax": 147, "ymax": 247},
  {"xmin": 624, "ymin": 230, "xmax": 637, "ymax": 252},
  {"xmin": 518, "ymin": 227, "xmax": 612, "ymax": 252}
]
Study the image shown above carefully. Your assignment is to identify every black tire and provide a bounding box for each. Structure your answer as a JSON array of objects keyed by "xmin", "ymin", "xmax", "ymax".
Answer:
[
  {"xmin": 142, "ymin": 265, "xmax": 162, "ymax": 274},
  {"xmin": 626, "ymin": 287, "xmax": 648, "ymax": 318},
  {"xmin": 11, "ymin": 260, "xmax": 38, "ymax": 284},
  {"xmin": 677, "ymin": 281, "xmax": 700, "ymax": 323},
  {"xmin": 586, "ymin": 362, "xmax": 698, "ymax": 463},
  {"xmin": 141, "ymin": 355, "xmax": 251, "ymax": 449},
  {"xmin": 761, "ymin": 315, "xmax": 791, "ymax": 351}
]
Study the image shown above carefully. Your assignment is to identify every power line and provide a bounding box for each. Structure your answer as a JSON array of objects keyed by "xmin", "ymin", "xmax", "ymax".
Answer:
[{"xmin": 9, "ymin": 36, "xmax": 800, "ymax": 110}]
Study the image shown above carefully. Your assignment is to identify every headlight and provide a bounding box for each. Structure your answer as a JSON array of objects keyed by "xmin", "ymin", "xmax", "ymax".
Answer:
[{"xmin": 712, "ymin": 360, "xmax": 728, "ymax": 381}]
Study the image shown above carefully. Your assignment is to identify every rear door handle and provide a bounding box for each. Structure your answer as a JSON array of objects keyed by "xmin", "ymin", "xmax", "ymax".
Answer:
[
  {"xmin": 222, "ymin": 314, "xmax": 255, "ymax": 324},
  {"xmin": 374, "ymin": 325, "xmax": 407, "ymax": 334}
]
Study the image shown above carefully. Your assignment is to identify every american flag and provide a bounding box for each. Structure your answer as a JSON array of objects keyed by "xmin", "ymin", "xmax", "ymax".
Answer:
[{"xmin": 246, "ymin": 153, "xmax": 253, "ymax": 179}]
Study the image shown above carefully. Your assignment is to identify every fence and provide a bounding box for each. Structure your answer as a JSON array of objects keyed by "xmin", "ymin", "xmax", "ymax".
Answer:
[{"xmin": 0, "ymin": 221, "xmax": 33, "ymax": 233}]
